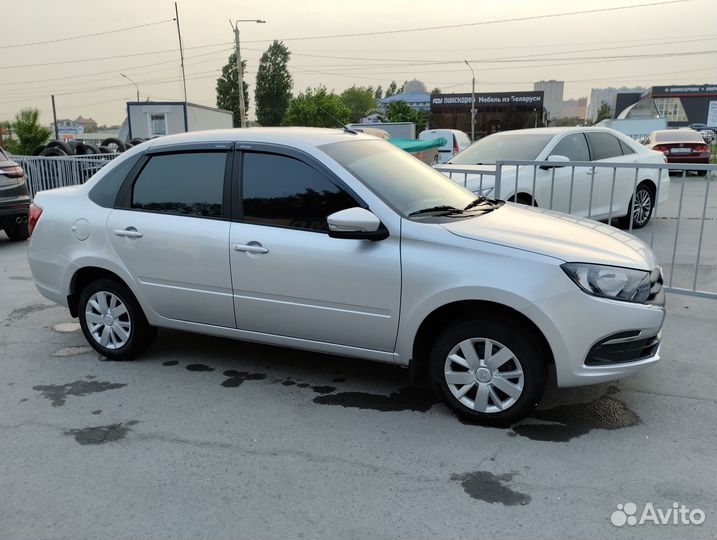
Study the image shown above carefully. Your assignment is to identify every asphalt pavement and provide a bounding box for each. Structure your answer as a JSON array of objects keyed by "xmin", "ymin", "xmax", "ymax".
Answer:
[{"xmin": 0, "ymin": 178, "xmax": 715, "ymax": 540}]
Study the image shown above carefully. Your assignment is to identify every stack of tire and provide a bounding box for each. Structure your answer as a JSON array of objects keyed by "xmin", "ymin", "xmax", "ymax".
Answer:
[{"xmin": 31, "ymin": 137, "xmax": 147, "ymax": 157}]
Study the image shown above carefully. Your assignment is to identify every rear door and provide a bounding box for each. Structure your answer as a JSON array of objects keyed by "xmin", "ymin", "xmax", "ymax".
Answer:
[
  {"xmin": 229, "ymin": 148, "xmax": 401, "ymax": 352},
  {"xmin": 108, "ymin": 146, "xmax": 236, "ymax": 327}
]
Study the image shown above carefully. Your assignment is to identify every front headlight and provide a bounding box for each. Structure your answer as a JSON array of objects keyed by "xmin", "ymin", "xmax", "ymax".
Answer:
[{"xmin": 561, "ymin": 263, "xmax": 651, "ymax": 303}]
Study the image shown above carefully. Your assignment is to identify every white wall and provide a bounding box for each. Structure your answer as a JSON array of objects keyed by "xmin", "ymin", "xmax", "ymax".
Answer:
[
  {"xmin": 186, "ymin": 105, "xmax": 233, "ymax": 131},
  {"xmin": 128, "ymin": 103, "xmax": 186, "ymax": 139}
]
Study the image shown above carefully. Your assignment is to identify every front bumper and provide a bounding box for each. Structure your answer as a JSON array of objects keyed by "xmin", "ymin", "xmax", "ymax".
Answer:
[{"xmin": 523, "ymin": 285, "xmax": 665, "ymax": 388}]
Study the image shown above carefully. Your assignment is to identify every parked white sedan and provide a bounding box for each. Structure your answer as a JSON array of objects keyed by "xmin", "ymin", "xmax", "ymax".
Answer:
[{"xmin": 438, "ymin": 127, "xmax": 668, "ymax": 228}]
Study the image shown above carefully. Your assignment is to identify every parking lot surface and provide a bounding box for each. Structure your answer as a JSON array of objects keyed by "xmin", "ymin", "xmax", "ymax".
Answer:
[{"xmin": 1, "ymin": 178, "xmax": 715, "ymax": 540}]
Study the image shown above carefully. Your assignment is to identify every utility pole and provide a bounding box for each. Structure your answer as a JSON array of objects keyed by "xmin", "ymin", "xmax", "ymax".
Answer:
[
  {"xmin": 175, "ymin": 2, "xmax": 187, "ymax": 103},
  {"xmin": 464, "ymin": 60, "xmax": 475, "ymax": 141},
  {"xmin": 230, "ymin": 18, "xmax": 265, "ymax": 128},
  {"xmin": 51, "ymin": 95, "xmax": 59, "ymax": 140},
  {"xmin": 121, "ymin": 73, "xmax": 140, "ymax": 101}
]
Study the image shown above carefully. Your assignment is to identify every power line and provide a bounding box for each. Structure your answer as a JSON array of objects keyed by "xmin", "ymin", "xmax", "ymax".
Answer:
[
  {"xmin": 242, "ymin": 0, "xmax": 693, "ymax": 43},
  {"xmin": 0, "ymin": 19, "xmax": 176, "ymax": 50}
]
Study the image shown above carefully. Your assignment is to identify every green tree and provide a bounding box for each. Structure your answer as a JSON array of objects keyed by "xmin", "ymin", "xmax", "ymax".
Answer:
[
  {"xmin": 340, "ymin": 86, "xmax": 376, "ymax": 123},
  {"xmin": 385, "ymin": 81, "xmax": 398, "ymax": 98},
  {"xmin": 595, "ymin": 101, "xmax": 612, "ymax": 123},
  {"xmin": 216, "ymin": 53, "xmax": 249, "ymax": 128},
  {"xmin": 255, "ymin": 40, "xmax": 293, "ymax": 126},
  {"xmin": 385, "ymin": 100, "xmax": 426, "ymax": 128},
  {"xmin": 374, "ymin": 86, "xmax": 383, "ymax": 100},
  {"xmin": 282, "ymin": 86, "xmax": 351, "ymax": 127},
  {"xmin": 5, "ymin": 109, "xmax": 50, "ymax": 155},
  {"xmin": 430, "ymin": 87, "xmax": 442, "ymax": 96}
]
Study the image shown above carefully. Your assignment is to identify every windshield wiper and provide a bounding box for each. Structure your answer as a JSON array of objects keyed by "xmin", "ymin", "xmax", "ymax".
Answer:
[
  {"xmin": 408, "ymin": 205, "xmax": 464, "ymax": 217},
  {"xmin": 464, "ymin": 197, "xmax": 488, "ymax": 210}
]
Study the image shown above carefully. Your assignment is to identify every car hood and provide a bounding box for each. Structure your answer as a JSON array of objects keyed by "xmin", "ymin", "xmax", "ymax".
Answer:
[{"xmin": 442, "ymin": 203, "xmax": 656, "ymax": 270}]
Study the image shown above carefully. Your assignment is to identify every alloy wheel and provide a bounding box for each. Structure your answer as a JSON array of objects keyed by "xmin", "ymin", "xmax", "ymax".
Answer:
[
  {"xmin": 632, "ymin": 188, "xmax": 652, "ymax": 227},
  {"xmin": 85, "ymin": 291, "xmax": 132, "ymax": 350},
  {"xmin": 443, "ymin": 338, "xmax": 524, "ymax": 413}
]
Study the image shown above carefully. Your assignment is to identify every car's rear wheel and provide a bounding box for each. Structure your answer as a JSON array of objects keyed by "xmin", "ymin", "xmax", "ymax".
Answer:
[
  {"xmin": 4, "ymin": 221, "xmax": 29, "ymax": 241},
  {"xmin": 78, "ymin": 278, "xmax": 156, "ymax": 360},
  {"xmin": 429, "ymin": 318, "xmax": 546, "ymax": 426},
  {"xmin": 620, "ymin": 182, "xmax": 654, "ymax": 229}
]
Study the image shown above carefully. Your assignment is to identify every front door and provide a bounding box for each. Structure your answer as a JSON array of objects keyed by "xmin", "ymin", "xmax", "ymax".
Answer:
[
  {"xmin": 229, "ymin": 150, "xmax": 401, "ymax": 352},
  {"xmin": 540, "ymin": 132, "xmax": 596, "ymax": 216},
  {"xmin": 108, "ymin": 150, "xmax": 235, "ymax": 328}
]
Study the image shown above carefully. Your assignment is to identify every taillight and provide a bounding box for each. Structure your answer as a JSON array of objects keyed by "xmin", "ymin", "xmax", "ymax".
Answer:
[
  {"xmin": 653, "ymin": 145, "xmax": 669, "ymax": 155},
  {"xmin": 696, "ymin": 144, "xmax": 709, "ymax": 152},
  {"xmin": 28, "ymin": 203, "xmax": 42, "ymax": 236},
  {"xmin": 453, "ymin": 143, "xmax": 459, "ymax": 154},
  {"xmin": 0, "ymin": 164, "xmax": 24, "ymax": 178}
]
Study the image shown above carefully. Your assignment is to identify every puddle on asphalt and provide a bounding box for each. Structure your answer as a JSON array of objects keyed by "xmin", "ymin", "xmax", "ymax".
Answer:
[
  {"xmin": 65, "ymin": 421, "xmax": 138, "ymax": 445},
  {"xmin": 9, "ymin": 304, "xmax": 56, "ymax": 320},
  {"xmin": 162, "ymin": 361, "xmax": 179, "ymax": 366},
  {"xmin": 313, "ymin": 386, "xmax": 438, "ymax": 412},
  {"xmin": 52, "ymin": 322, "xmax": 81, "ymax": 333},
  {"xmin": 512, "ymin": 395, "xmax": 640, "ymax": 442},
  {"xmin": 451, "ymin": 471, "xmax": 531, "ymax": 505},
  {"xmin": 221, "ymin": 370, "xmax": 267, "ymax": 388},
  {"xmin": 52, "ymin": 346, "xmax": 92, "ymax": 357},
  {"xmin": 185, "ymin": 364, "xmax": 215, "ymax": 372},
  {"xmin": 33, "ymin": 380, "xmax": 127, "ymax": 407}
]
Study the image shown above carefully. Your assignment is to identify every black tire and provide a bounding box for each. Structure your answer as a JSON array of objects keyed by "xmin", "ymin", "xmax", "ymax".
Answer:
[
  {"xmin": 3, "ymin": 221, "xmax": 29, "ymax": 241},
  {"xmin": 100, "ymin": 137, "xmax": 126, "ymax": 153},
  {"xmin": 73, "ymin": 141, "xmax": 89, "ymax": 155},
  {"xmin": 619, "ymin": 181, "xmax": 655, "ymax": 230},
  {"xmin": 695, "ymin": 170, "xmax": 708, "ymax": 176},
  {"xmin": 39, "ymin": 147, "xmax": 67, "ymax": 157},
  {"xmin": 429, "ymin": 317, "xmax": 547, "ymax": 426},
  {"xmin": 46, "ymin": 140, "xmax": 74, "ymax": 155},
  {"xmin": 129, "ymin": 138, "xmax": 145, "ymax": 146},
  {"xmin": 124, "ymin": 142, "xmax": 134, "ymax": 150},
  {"xmin": 30, "ymin": 144, "xmax": 46, "ymax": 156},
  {"xmin": 83, "ymin": 143, "xmax": 101, "ymax": 155},
  {"xmin": 98, "ymin": 145, "xmax": 111, "ymax": 154},
  {"xmin": 78, "ymin": 278, "xmax": 157, "ymax": 360}
]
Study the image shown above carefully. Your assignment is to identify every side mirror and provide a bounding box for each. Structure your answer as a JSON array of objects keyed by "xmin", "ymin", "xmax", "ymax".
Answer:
[
  {"xmin": 327, "ymin": 207, "xmax": 388, "ymax": 241},
  {"xmin": 540, "ymin": 154, "xmax": 570, "ymax": 170}
]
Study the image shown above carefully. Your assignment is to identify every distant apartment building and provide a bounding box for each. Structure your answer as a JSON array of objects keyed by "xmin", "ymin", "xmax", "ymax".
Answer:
[
  {"xmin": 587, "ymin": 86, "xmax": 647, "ymax": 121},
  {"xmin": 533, "ymin": 80, "xmax": 564, "ymax": 120},
  {"xmin": 559, "ymin": 97, "xmax": 587, "ymax": 120}
]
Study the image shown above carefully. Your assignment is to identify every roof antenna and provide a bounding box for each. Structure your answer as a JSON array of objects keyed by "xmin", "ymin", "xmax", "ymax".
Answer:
[{"xmin": 320, "ymin": 108, "xmax": 358, "ymax": 134}]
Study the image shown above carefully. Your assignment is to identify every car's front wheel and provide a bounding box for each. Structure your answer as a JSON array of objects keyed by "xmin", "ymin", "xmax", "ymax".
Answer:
[
  {"xmin": 430, "ymin": 318, "xmax": 547, "ymax": 426},
  {"xmin": 78, "ymin": 278, "xmax": 156, "ymax": 360}
]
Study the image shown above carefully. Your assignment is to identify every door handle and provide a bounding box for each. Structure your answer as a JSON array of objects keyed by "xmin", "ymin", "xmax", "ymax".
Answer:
[
  {"xmin": 113, "ymin": 227, "xmax": 143, "ymax": 238},
  {"xmin": 233, "ymin": 243, "xmax": 269, "ymax": 254}
]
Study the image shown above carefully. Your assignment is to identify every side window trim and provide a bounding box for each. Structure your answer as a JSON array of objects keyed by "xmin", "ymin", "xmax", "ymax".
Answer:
[
  {"xmin": 585, "ymin": 132, "xmax": 622, "ymax": 161},
  {"xmin": 115, "ymin": 148, "xmax": 233, "ymax": 221}
]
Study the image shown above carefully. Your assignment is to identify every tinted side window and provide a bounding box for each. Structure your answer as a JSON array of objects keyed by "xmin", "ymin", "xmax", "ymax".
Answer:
[
  {"xmin": 242, "ymin": 152, "xmax": 358, "ymax": 231},
  {"xmin": 132, "ymin": 152, "xmax": 225, "ymax": 218},
  {"xmin": 89, "ymin": 153, "xmax": 142, "ymax": 208},
  {"xmin": 586, "ymin": 132, "xmax": 623, "ymax": 160},
  {"xmin": 551, "ymin": 134, "xmax": 590, "ymax": 161},
  {"xmin": 619, "ymin": 139, "xmax": 635, "ymax": 155}
]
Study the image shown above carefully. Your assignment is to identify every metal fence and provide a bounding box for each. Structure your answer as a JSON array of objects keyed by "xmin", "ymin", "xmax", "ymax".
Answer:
[
  {"xmin": 436, "ymin": 160, "xmax": 717, "ymax": 300},
  {"xmin": 14, "ymin": 154, "xmax": 119, "ymax": 198}
]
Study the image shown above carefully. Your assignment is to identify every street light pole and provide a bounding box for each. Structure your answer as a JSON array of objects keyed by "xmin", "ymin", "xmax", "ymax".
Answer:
[
  {"xmin": 121, "ymin": 73, "xmax": 140, "ymax": 101},
  {"xmin": 230, "ymin": 18, "xmax": 266, "ymax": 128},
  {"xmin": 464, "ymin": 60, "xmax": 475, "ymax": 141}
]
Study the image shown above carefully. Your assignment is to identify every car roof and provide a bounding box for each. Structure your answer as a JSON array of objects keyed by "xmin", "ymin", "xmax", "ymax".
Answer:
[
  {"xmin": 489, "ymin": 126, "xmax": 621, "ymax": 136},
  {"xmin": 146, "ymin": 127, "xmax": 375, "ymax": 150}
]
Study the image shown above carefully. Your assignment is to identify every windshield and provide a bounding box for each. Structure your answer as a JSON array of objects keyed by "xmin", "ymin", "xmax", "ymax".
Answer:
[
  {"xmin": 449, "ymin": 132, "xmax": 554, "ymax": 165},
  {"xmin": 321, "ymin": 139, "xmax": 477, "ymax": 217},
  {"xmin": 654, "ymin": 130, "xmax": 704, "ymax": 143}
]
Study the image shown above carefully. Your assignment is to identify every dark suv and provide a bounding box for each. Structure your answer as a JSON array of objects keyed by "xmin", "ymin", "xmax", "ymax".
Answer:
[{"xmin": 0, "ymin": 148, "xmax": 31, "ymax": 241}]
